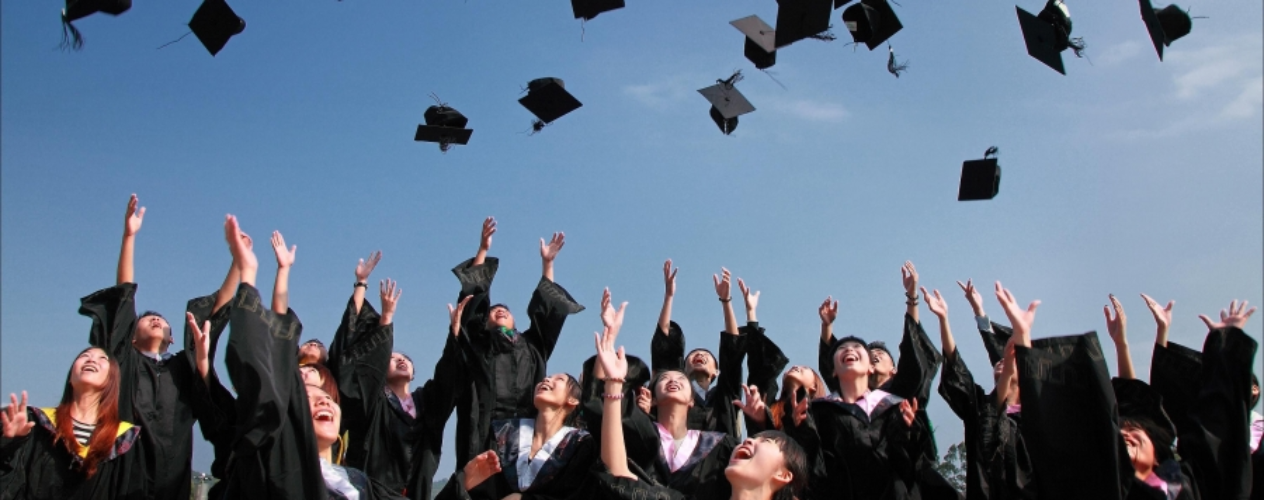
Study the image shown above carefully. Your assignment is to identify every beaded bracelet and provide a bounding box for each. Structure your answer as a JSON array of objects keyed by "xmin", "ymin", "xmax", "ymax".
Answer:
[
  {"xmin": 603, "ymin": 393, "xmax": 625, "ymax": 400},
  {"xmin": 602, "ymin": 377, "xmax": 626, "ymax": 383}
]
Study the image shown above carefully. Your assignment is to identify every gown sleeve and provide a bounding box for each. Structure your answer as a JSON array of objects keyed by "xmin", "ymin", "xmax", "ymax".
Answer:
[
  {"xmin": 742, "ymin": 322, "xmax": 789, "ymax": 404},
  {"xmin": 1015, "ymin": 331, "xmax": 1129, "ymax": 500},
  {"xmin": 1149, "ymin": 340, "xmax": 1203, "ymax": 433},
  {"xmin": 224, "ymin": 283, "xmax": 305, "ymax": 453},
  {"xmin": 452, "ymin": 257, "xmax": 499, "ymax": 350},
  {"xmin": 885, "ymin": 314, "xmax": 943, "ymax": 405},
  {"xmin": 651, "ymin": 321, "xmax": 686, "ymax": 373},
  {"xmin": 79, "ymin": 283, "xmax": 141, "ymax": 421},
  {"xmin": 937, "ymin": 350, "xmax": 983, "ymax": 426},
  {"xmin": 405, "ymin": 330, "xmax": 468, "ymax": 500},
  {"xmin": 521, "ymin": 277, "xmax": 585, "ymax": 362},
  {"xmin": 184, "ymin": 292, "xmax": 238, "ymax": 479},
  {"xmin": 707, "ymin": 329, "xmax": 749, "ymax": 438},
  {"xmin": 1175, "ymin": 327, "xmax": 1256, "ymax": 500},
  {"xmin": 820, "ymin": 335, "xmax": 839, "ymax": 395},
  {"xmin": 331, "ymin": 308, "xmax": 394, "ymax": 443}
]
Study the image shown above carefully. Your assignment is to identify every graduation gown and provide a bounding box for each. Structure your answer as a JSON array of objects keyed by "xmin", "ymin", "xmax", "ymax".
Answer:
[
  {"xmin": 619, "ymin": 404, "xmax": 739, "ymax": 500},
  {"xmin": 1014, "ymin": 332, "xmax": 1131, "ymax": 499},
  {"xmin": 218, "ymin": 284, "xmax": 405, "ymax": 500},
  {"xmin": 649, "ymin": 321, "xmax": 749, "ymax": 436},
  {"xmin": 78, "ymin": 283, "xmax": 219, "ymax": 500},
  {"xmin": 326, "ymin": 296, "xmax": 463, "ymax": 498},
  {"xmin": 937, "ymin": 350, "xmax": 1034, "ymax": 500},
  {"xmin": 183, "ymin": 293, "xmax": 238, "ymax": 500},
  {"xmin": 786, "ymin": 391, "xmax": 929, "ymax": 500},
  {"xmin": 1149, "ymin": 328, "xmax": 1257, "ymax": 500},
  {"xmin": 451, "ymin": 257, "xmax": 584, "ymax": 468},
  {"xmin": 0, "ymin": 408, "xmax": 143, "ymax": 500},
  {"xmin": 435, "ymin": 419, "xmax": 597, "ymax": 500}
]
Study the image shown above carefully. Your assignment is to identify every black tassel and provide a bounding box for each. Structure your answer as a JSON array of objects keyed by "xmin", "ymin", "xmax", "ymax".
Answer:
[
  {"xmin": 60, "ymin": 12, "xmax": 84, "ymax": 51},
  {"xmin": 887, "ymin": 45, "xmax": 909, "ymax": 78},
  {"xmin": 808, "ymin": 28, "xmax": 837, "ymax": 42},
  {"xmin": 157, "ymin": 31, "xmax": 192, "ymax": 50},
  {"xmin": 984, "ymin": 146, "xmax": 999, "ymax": 159},
  {"xmin": 529, "ymin": 120, "xmax": 547, "ymax": 135},
  {"xmin": 1068, "ymin": 37, "xmax": 1087, "ymax": 58},
  {"xmin": 718, "ymin": 70, "xmax": 744, "ymax": 89}
]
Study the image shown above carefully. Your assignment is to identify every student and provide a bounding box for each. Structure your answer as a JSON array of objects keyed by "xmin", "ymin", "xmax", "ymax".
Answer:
[
  {"xmin": 0, "ymin": 348, "xmax": 144, "ymax": 500},
  {"xmin": 449, "ymin": 217, "xmax": 585, "ymax": 468},
  {"xmin": 593, "ymin": 293, "xmax": 808, "ymax": 500}
]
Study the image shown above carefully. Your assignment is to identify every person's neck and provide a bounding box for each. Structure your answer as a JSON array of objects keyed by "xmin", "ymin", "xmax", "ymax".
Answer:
[
  {"xmin": 70, "ymin": 391, "xmax": 101, "ymax": 423},
  {"xmin": 872, "ymin": 372, "xmax": 892, "ymax": 388},
  {"xmin": 689, "ymin": 372, "xmax": 714, "ymax": 391},
  {"xmin": 533, "ymin": 406, "xmax": 568, "ymax": 447},
  {"xmin": 319, "ymin": 444, "xmax": 333, "ymax": 463},
  {"xmin": 133, "ymin": 340, "xmax": 164, "ymax": 356},
  {"xmin": 729, "ymin": 482, "xmax": 775, "ymax": 500},
  {"xmin": 388, "ymin": 380, "xmax": 411, "ymax": 400},
  {"xmin": 1133, "ymin": 462, "xmax": 1154, "ymax": 482},
  {"xmin": 836, "ymin": 374, "xmax": 870, "ymax": 403},
  {"xmin": 656, "ymin": 402, "xmax": 690, "ymax": 440}
]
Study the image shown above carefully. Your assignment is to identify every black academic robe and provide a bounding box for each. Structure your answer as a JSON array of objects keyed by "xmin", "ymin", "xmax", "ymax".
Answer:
[
  {"xmin": 1014, "ymin": 332, "xmax": 1131, "ymax": 500},
  {"xmin": 1149, "ymin": 328, "xmax": 1257, "ymax": 500},
  {"xmin": 0, "ymin": 408, "xmax": 144, "ymax": 500},
  {"xmin": 436, "ymin": 419, "xmax": 597, "ymax": 500},
  {"xmin": 649, "ymin": 321, "xmax": 749, "ymax": 436},
  {"xmin": 451, "ymin": 257, "xmax": 584, "ymax": 468},
  {"xmin": 937, "ymin": 350, "xmax": 1034, "ymax": 500},
  {"xmin": 741, "ymin": 322, "xmax": 790, "ymax": 405},
  {"xmin": 183, "ymin": 293, "xmax": 237, "ymax": 500},
  {"xmin": 78, "ymin": 283, "xmax": 219, "ymax": 500},
  {"xmin": 326, "ymin": 296, "xmax": 462, "ymax": 498},
  {"xmin": 218, "ymin": 284, "xmax": 404, "ymax": 500},
  {"xmin": 617, "ymin": 402, "xmax": 739, "ymax": 500},
  {"xmin": 787, "ymin": 391, "xmax": 929, "ymax": 500}
]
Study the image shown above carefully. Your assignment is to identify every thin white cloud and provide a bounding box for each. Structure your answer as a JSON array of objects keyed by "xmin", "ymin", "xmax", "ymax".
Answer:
[
  {"xmin": 622, "ymin": 75, "xmax": 699, "ymax": 109},
  {"xmin": 1166, "ymin": 35, "xmax": 1260, "ymax": 101},
  {"xmin": 768, "ymin": 98, "xmax": 848, "ymax": 123},
  {"xmin": 1220, "ymin": 76, "xmax": 1263, "ymax": 119},
  {"xmin": 1097, "ymin": 40, "xmax": 1143, "ymax": 67}
]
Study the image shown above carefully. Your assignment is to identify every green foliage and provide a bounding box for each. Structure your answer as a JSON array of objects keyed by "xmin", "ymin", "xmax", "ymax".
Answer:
[{"xmin": 933, "ymin": 441, "xmax": 967, "ymax": 493}]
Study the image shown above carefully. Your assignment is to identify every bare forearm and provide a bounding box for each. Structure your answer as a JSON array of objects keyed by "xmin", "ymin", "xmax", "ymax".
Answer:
[
  {"xmin": 213, "ymin": 266, "xmax": 239, "ymax": 314},
  {"xmin": 1155, "ymin": 325, "xmax": 1169, "ymax": 348},
  {"xmin": 271, "ymin": 268, "xmax": 290, "ymax": 315},
  {"xmin": 352, "ymin": 283, "xmax": 367, "ymax": 314},
  {"xmin": 542, "ymin": 260, "xmax": 554, "ymax": 282},
  {"xmin": 722, "ymin": 301, "xmax": 739, "ymax": 336},
  {"xmin": 1114, "ymin": 341, "xmax": 1136, "ymax": 379},
  {"xmin": 117, "ymin": 235, "xmax": 136, "ymax": 285},
  {"xmin": 937, "ymin": 317, "xmax": 956, "ymax": 358},
  {"xmin": 658, "ymin": 295, "xmax": 673, "ymax": 335},
  {"xmin": 820, "ymin": 323, "xmax": 833, "ymax": 344},
  {"xmin": 474, "ymin": 248, "xmax": 488, "ymax": 267},
  {"xmin": 745, "ymin": 305, "xmax": 757, "ymax": 324},
  {"xmin": 906, "ymin": 297, "xmax": 919, "ymax": 324},
  {"xmin": 600, "ymin": 382, "xmax": 633, "ymax": 478}
]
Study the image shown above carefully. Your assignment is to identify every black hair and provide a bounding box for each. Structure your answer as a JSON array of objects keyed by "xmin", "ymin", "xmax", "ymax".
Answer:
[
  {"xmin": 1120, "ymin": 416, "xmax": 1175, "ymax": 465},
  {"xmin": 867, "ymin": 341, "xmax": 892, "ymax": 357},
  {"xmin": 489, "ymin": 303, "xmax": 511, "ymax": 313},
  {"xmin": 832, "ymin": 336, "xmax": 870, "ymax": 357},
  {"xmin": 392, "ymin": 352, "xmax": 415, "ymax": 379},
  {"xmin": 685, "ymin": 348, "xmax": 717, "ymax": 367},
  {"xmin": 138, "ymin": 311, "xmax": 174, "ymax": 345},
  {"xmin": 1252, "ymin": 373, "xmax": 1260, "ymax": 409},
  {"xmin": 752, "ymin": 430, "xmax": 809, "ymax": 500},
  {"xmin": 649, "ymin": 369, "xmax": 693, "ymax": 402}
]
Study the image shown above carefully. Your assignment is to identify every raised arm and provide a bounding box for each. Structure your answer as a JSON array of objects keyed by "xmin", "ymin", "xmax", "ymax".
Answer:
[
  {"xmin": 1103, "ymin": 295, "xmax": 1135, "ymax": 379},
  {"xmin": 270, "ymin": 231, "xmax": 297, "ymax": 315},
  {"xmin": 739, "ymin": 278, "xmax": 759, "ymax": 324},
  {"xmin": 187, "ymin": 313, "xmax": 212, "ymax": 383},
  {"xmin": 994, "ymin": 282, "xmax": 1038, "ymax": 348},
  {"xmin": 116, "ymin": 194, "xmax": 145, "ymax": 285},
  {"xmin": 902, "ymin": 261, "xmax": 919, "ymax": 324},
  {"xmin": 714, "ymin": 268, "xmax": 738, "ymax": 336},
  {"xmin": 1140, "ymin": 293, "xmax": 1174, "ymax": 347},
  {"xmin": 658, "ymin": 259, "xmax": 677, "ymax": 335},
  {"xmin": 818, "ymin": 296, "xmax": 839, "ymax": 394},
  {"xmin": 924, "ymin": 287, "xmax": 955, "ymax": 357},
  {"xmin": 473, "ymin": 217, "xmax": 495, "ymax": 266},
  {"xmin": 353, "ymin": 251, "xmax": 382, "ymax": 315},
  {"xmin": 540, "ymin": 231, "xmax": 564, "ymax": 282},
  {"xmin": 595, "ymin": 293, "xmax": 633, "ymax": 480}
]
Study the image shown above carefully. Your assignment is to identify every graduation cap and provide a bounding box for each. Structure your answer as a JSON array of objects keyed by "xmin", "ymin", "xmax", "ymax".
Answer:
[
  {"xmin": 60, "ymin": 0, "xmax": 132, "ymax": 50},
  {"xmin": 1112, "ymin": 378, "xmax": 1178, "ymax": 461},
  {"xmin": 1139, "ymin": 0, "xmax": 1193, "ymax": 61},
  {"xmin": 774, "ymin": 0, "xmax": 835, "ymax": 48},
  {"xmin": 571, "ymin": 0, "xmax": 624, "ymax": 21},
  {"xmin": 959, "ymin": 146, "xmax": 1001, "ymax": 201},
  {"xmin": 189, "ymin": 0, "xmax": 245, "ymax": 56},
  {"xmin": 415, "ymin": 98, "xmax": 473, "ymax": 153},
  {"xmin": 698, "ymin": 72, "xmax": 755, "ymax": 135},
  {"xmin": 834, "ymin": 0, "xmax": 853, "ymax": 9},
  {"xmin": 841, "ymin": 0, "xmax": 903, "ymax": 50},
  {"xmin": 519, "ymin": 78, "xmax": 583, "ymax": 132},
  {"xmin": 1016, "ymin": 0, "xmax": 1085, "ymax": 75},
  {"xmin": 731, "ymin": 16, "xmax": 778, "ymax": 70}
]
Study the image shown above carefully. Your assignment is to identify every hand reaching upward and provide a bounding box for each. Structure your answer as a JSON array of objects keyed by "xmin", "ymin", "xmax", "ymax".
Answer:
[
  {"xmin": 480, "ymin": 217, "xmax": 496, "ymax": 253},
  {"xmin": 923, "ymin": 287, "xmax": 948, "ymax": 319},
  {"xmin": 540, "ymin": 232, "xmax": 565, "ymax": 263},
  {"xmin": 957, "ymin": 279, "xmax": 985, "ymax": 317},
  {"xmin": 713, "ymin": 268, "xmax": 732, "ymax": 301},
  {"xmin": 355, "ymin": 251, "xmax": 382, "ymax": 284},
  {"xmin": 448, "ymin": 296, "xmax": 473, "ymax": 337},
  {"xmin": 819, "ymin": 296, "xmax": 838, "ymax": 325},
  {"xmin": 1198, "ymin": 300, "xmax": 1256, "ymax": 331},
  {"xmin": 271, "ymin": 231, "xmax": 297, "ymax": 269},
  {"xmin": 994, "ymin": 282, "xmax": 1038, "ymax": 346},
  {"xmin": 124, "ymin": 194, "xmax": 145, "ymax": 237},
  {"xmin": 379, "ymin": 279, "xmax": 401, "ymax": 326},
  {"xmin": 663, "ymin": 259, "xmax": 678, "ymax": 297},
  {"xmin": 901, "ymin": 261, "xmax": 919, "ymax": 297}
]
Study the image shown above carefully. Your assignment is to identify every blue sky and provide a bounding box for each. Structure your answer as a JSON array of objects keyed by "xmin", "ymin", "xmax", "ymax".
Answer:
[{"xmin": 3, "ymin": 0, "xmax": 1261, "ymax": 476}]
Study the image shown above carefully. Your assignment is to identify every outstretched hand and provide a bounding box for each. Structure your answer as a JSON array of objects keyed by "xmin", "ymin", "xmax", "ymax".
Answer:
[
  {"xmin": 355, "ymin": 251, "xmax": 382, "ymax": 283},
  {"xmin": 271, "ymin": 231, "xmax": 297, "ymax": 269},
  {"xmin": 663, "ymin": 259, "xmax": 678, "ymax": 297},
  {"xmin": 1104, "ymin": 295, "xmax": 1127, "ymax": 346},
  {"xmin": 479, "ymin": 217, "xmax": 497, "ymax": 252},
  {"xmin": 899, "ymin": 398, "xmax": 919, "ymax": 428},
  {"xmin": 462, "ymin": 450, "xmax": 502, "ymax": 491},
  {"xmin": 379, "ymin": 279, "xmax": 401, "ymax": 325},
  {"xmin": 923, "ymin": 287, "xmax": 948, "ymax": 318},
  {"xmin": 224, "ymin": 215, "xmax": 257, "ymax": 279},
  {"xmin": 187, "ymin": 313, "xmax": 212, "ymax": 380},
  {"xmin": 732, "ymin": 385, "xmax": 768, "ymax": 425},
  {"xmin": 790, "ymin": 390, "xmax": 810, "ymax": 427},
  {"xmin": 540, "ymin": 232, "xmax": 565, "ymax": 262},
  {"xmin": 1198, "ymin": 300, "xmax": 1256, "ymax": 331},
  {"xmin": 600, "ymin": 288, "xmax": 627, "ymax": 330},
  {"xmin": 1, "ymin": 392, "xmax": 34, "ymax": 439},
  {"xmin": 636, "ymin": 387, "xmax": 652, "ymax": 414},
  {"xmin": 713, "ymin": 268, "xmax": 732, "ymax": 301},
  {"xmin": 957, "ymin": 279, "xmax": 985, "ymax": 317},
  {"xmin": 1139, "ymin": 294, "xmax": 1173, "ymax": 330},
  {"xmin": 123, "ymin": 194, "xmax": 145, "ymax": 237},
  {"xmin": 994, "ymin": 282, "xmax": 1039, "ymax": 343},
  {"xmin": 901, "ymin": 261, "xmax": 919, "ymax": 296},
  {"xmin": 819, "ymin": 296, "xmax": 838, "ymax": 325},
  {"xmin": 448, "ymin": 296, "xmax": 473, "ymax": 337},
  {"xmin": 738, "ymin": 278, "xmax": 760, "ymax": 313}
]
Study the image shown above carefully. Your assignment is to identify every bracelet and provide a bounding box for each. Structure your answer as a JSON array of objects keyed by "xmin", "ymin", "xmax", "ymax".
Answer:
[
  {"xmin": 602, "ymin": 393, "xmax": 625, "ymax": 400},
  {"xmin": 719, "ymin": 297, "xmax": 732, "ymax": 303},
  {"xmin": 906, "ymin": 299, "xmax": 919, "ymax": 307},
  {"xmin": 602, "ymin": 377, "xmax": 626, "ymax": 383},
  {"xmin": 354, "ymin": 282, "xmax": 368, "ymax": 288}
]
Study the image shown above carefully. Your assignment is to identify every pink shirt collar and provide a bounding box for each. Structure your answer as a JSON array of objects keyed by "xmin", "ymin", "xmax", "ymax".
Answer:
[
  {"xmin": 828, "ymin": 389, "xmax": 892, "ymax": 417},
  {"xmin": 655, "ymin": 423, "xmax": 701, "ymax": 472},
  {"xmin": 1142, "ymin": 472, "xmax": 1168, "ymax": 495}
]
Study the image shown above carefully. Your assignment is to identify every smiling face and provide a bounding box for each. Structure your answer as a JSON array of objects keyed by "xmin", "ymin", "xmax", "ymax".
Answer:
[
  {"xmin": 133, "ymin": 314, "xmax": 172, "ymax": 352},
  {"xmin": 724, "ymin": 433, "xmax": 801, "ymax": 496},
  {"xmin": 685, "ymin": 349, "xmax": 717, "ymax": 380},
  {"xmin": 654, "ymin": 370, "xmax": 694, "ymax": 406},
  {"xmin": 298, "ymin": 342, "xmax": 327, "ymax": 365},
  {"xmin": 782, "ymin": 366, "xmax": 822, "ymax": 398},
  {"xmin": 307, "ymin": 385, "xmax": 342, "ymax": 451},
  {"xmin": 486, "ymin": 305, "xmax": 515, "ymax": 330},
  {"xmin": 871, "ymin": 349, "xmax": 895, "ymax": 381},
  {"xmin": 833, "ymin": 341, "xmax": 874, "ymax": 381},
  {"xmin": 1121, "ymin": 422, "xmax": 1157, "ymax": 479},
  {"xmin": 300, "ymin": 365, "xmax": 324, "ymax": 387},
  {"xmin": 71, "ymin": 348, "xmax": 112, "ymax": 392},
  {"xmin": 387, "ymin": 353, "xmax": 414, "ymax": 383},
  {"xmin": 533, "ymin": 373, "xmax": 579, "ymax": 412}
]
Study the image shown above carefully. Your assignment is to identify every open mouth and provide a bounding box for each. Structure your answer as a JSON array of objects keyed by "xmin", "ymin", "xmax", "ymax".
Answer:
[
  {"xmin": 843, "ymin": 352, "xmax": 860, "ymax": 363},
  {"xmin": 664, "ymin": 381, "xmax": 682, "ymax": 392},
  {"xmin": 81, "ymin": 364, "xmax": 99, "ymax": 373},
  {"xmin": 730, "ymin": 443, "xmax": 755, "ymax": 463},
  {"xmin": 536, "ymin": 383, "xmax": 553, "ymax": 393},
  {"xmin": 314, "ymin": 410, "xmax": 335, "ymax": 422}
]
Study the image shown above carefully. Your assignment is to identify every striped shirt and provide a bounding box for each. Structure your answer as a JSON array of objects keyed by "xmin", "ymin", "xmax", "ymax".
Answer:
[{"xmin": 72, "ymin": 419, "xmax": 95, "ymax": 447}]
